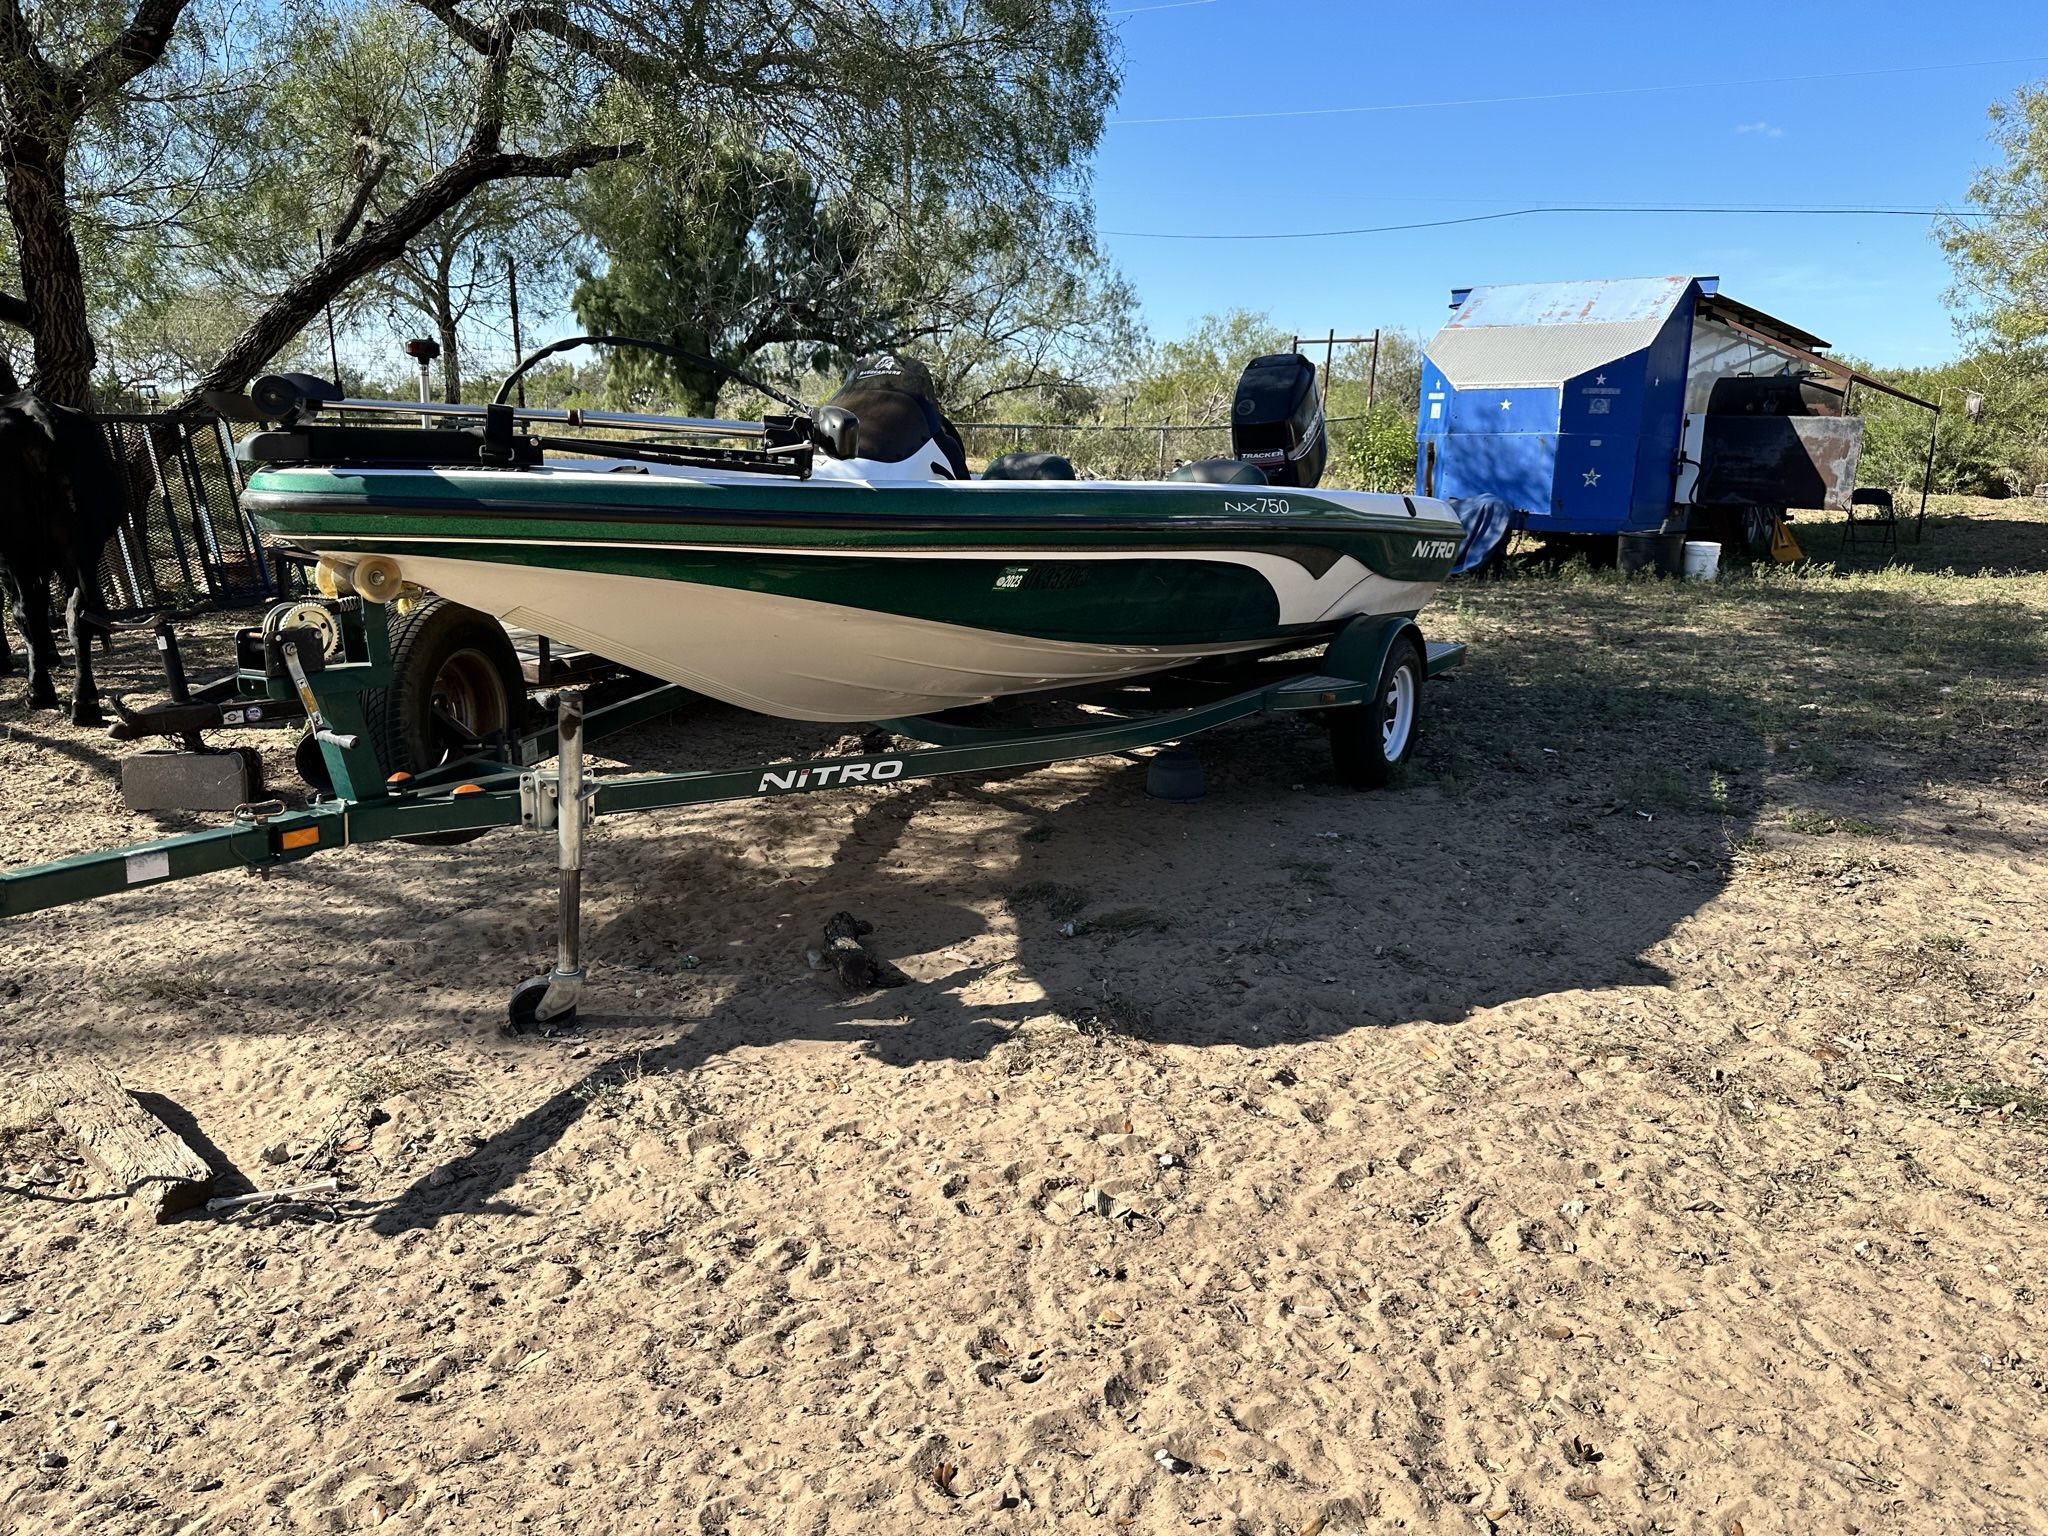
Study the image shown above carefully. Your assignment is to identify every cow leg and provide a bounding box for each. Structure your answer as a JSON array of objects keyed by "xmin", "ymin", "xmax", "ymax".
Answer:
[
  {"xmin": 13, "ymin": 571, "xmax": 60, "ymax": 710},
  {"xmin": 64, "ymin": 572, "xmax": 114, "ymax": 652},
  {"xmin": 64, "ymin": 571, "xmax": 104, "ymax": 726},
  {"xmin": 0, "ymin": 576, "xmax": 12, "ymax": 677},
  {"xmin": 21, "ymin": 576, "xmax": 60, "ymax": 671}
]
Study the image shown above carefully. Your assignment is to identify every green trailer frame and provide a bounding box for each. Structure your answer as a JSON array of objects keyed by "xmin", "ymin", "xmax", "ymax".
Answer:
[{"xmin": 1, "ymin": 600, "xmax": 1462, "ymax": 1023}]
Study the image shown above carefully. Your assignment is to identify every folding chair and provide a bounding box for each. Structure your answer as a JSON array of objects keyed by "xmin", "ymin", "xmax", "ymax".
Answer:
[{"xmin": 1843, "ymin": 487, "xmax": 1897, "ymax": 555}]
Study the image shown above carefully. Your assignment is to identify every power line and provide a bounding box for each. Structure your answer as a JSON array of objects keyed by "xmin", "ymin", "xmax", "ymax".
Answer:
[
  {"xmin": 1103, "ymin": 204, "xmax": 1989, "ymax": 242},
  {"xmin": 1111, "ymin": 53, "xmax": 2048, "ymax": 126}
]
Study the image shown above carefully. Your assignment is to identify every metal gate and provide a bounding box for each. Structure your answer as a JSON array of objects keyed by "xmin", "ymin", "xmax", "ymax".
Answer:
[{"xmin": 94, "ymin": 413, "xmax": 283, "ymax": 615}]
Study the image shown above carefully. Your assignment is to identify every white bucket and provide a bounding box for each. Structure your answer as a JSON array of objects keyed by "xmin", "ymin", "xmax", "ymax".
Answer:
[{"xmin": 1681, "ymin": 541, "xmax": 1721, "ymax": 581}]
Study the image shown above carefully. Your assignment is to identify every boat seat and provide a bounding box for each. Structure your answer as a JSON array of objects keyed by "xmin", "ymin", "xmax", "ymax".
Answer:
[
  {"xmin": 982, "ymin": 451, "xmax": 1076, "ymax": 481},
  {"xmin": 1167, "ymin": 457, "xmax": 1267, "ymax": 485},
  {"xmin": 823, "ymin": 355, "xmax": 968, "ymax": 479}
]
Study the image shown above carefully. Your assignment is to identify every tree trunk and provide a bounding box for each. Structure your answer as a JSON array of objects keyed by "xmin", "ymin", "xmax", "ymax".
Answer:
[
  {"xmin": 681, "ymin": 373, "xmax": 721, "ymax": 416},
  {"xmin": 433, "ymin": 246, "xmax": 461, "ymax": 401},
  {"xmin": 1, "ymin": 119, "xmax": 97, "ymax": 406},
  {"xmin": 435, "ymin": 306, "xmax": 461, "ymax": 402}
]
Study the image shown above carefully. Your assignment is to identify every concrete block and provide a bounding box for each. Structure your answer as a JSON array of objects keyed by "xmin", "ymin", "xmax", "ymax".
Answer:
[{"xmin": 121, "ymin": 749, "xmax": 261, "ymax": 813}]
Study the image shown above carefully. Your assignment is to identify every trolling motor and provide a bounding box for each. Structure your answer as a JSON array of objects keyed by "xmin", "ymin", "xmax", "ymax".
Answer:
[{"xmin": 240, "ymin": 371, "xmax": 343, "ymax": 424}]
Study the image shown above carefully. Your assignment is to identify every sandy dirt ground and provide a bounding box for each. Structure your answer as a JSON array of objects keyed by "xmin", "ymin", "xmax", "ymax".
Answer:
[{"xmin": 2, "ymin": 500, "xmax": 2045, "ymax": 1535}]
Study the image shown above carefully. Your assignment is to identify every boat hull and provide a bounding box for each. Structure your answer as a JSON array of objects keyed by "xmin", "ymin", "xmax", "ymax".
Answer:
[
  {"xmin": 343, "ymin": 551, "xmax": 1439, "ymax": 720},
  {"xmin": 244, "ymin": 468, "xmax": 1465, "ymax": 721}
]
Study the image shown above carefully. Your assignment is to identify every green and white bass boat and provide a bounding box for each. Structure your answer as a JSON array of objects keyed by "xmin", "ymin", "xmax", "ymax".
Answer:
[{"xmin": 236, "ymin": 345, "xmax": 1468, "ymax": 723}]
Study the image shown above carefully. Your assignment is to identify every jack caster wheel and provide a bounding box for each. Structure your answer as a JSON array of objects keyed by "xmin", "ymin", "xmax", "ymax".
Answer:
[{"xmin": 508, "ymin": 974, "xmax": 573, "ymax": 1030}]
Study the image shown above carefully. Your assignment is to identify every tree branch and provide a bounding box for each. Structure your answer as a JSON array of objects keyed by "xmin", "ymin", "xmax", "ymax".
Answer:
[
  {"xmin": 183, "ymin": 136, "xmax": 639, "ymax": 404},
  {"xmin": 0, "ymin": 0, "xmax": 50, "ymax": 76},
  {"xmin": 70, "ymin": 0, "xmax": 196, "ymax": 105},
  {"xmin": 406, "ymin": 0, "xmax": 639, "ymax": 77},
  {"xmin": 332, "ymin": 127, "xmax": 394, "ymax": 247}
]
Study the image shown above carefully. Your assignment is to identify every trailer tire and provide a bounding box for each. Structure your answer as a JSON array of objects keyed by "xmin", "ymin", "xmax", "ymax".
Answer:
[
  {"xmin": 1328, "ymin": 633, "xmax": 1423, "ymax": 789},
  {"xmin": 363, "ymin": 596, "xmax": 525, "ymax": 845}
]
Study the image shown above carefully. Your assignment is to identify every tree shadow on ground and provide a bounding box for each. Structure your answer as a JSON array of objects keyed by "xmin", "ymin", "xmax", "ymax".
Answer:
[{"xmin": 365, "ymin": 682, "xmax": 1756, "ymax": 1231}]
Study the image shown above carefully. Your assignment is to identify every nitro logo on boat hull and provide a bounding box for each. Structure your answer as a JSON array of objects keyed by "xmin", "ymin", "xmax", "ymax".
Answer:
[
  {"xmin": 758, "ymin": 759, "xmax": 907, "ymax": 794},
  {"xmin": 1414, "ymin": 539, "xmax": 1459, "ymax": 560}
]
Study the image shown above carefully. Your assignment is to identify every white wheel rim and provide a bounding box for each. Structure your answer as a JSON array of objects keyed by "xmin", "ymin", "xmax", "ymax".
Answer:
[{"xmin": 1381, "ymin": 664, "xmax": 1416, "ymax": 761}]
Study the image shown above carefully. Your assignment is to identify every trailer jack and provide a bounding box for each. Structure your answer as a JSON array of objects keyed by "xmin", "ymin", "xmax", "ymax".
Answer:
[{"xmin": 510, "ymin": 691, "xmax": 591, "ymax": 1028}]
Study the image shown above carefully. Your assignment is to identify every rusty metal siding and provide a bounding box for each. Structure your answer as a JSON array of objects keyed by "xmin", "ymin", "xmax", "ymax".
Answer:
[{"xmin": 1693, "ymin": 416, "xmax": 1864, "ymax": 511}]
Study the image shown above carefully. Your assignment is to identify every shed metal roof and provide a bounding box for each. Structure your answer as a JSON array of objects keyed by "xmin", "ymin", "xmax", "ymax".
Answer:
[
  {"xmin": 1698, "ymin": 293, "xmax": 1829, "ymax": 352},
  {"xmin": 1426, "ymin": 276, "xmax": 1695, "ymax": 390}
]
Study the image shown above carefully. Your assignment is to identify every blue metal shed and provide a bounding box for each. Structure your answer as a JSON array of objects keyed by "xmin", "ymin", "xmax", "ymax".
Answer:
[
  {"xmin": 1412, "ymin": 273, "xmax": 1945, "ymax": 549},
  {"xmin": 1415, "ymin": 275, "xmax": 1704, "ymax": 536}
]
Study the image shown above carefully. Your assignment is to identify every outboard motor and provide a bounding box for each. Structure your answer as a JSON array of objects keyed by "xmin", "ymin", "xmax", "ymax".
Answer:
[
  {"xmin": 1229, "ymin": 352, "xmax": 1327, "ymax": 488},
  {"xmin": 817, "ymin": 354, "xmax": 969, "ymax": 481}
]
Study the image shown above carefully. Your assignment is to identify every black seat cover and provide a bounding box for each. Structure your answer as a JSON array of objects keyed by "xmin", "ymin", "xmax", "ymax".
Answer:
[
  {"xmin": 1166, "ymin": 456, "xmax": 1267, "ymax": 486},
  {"xmin": 825, "ymin": 355, "xmax": 968, "ymax": 478},
  {"xmin": 982, "ymin": 451, "xmax": 1076, "ymax": 481}
]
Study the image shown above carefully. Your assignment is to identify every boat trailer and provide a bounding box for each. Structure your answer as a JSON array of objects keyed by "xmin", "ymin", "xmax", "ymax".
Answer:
[{"xmin": 1, "ymin": 600, "xmax": 1463, "ymax": 1026}]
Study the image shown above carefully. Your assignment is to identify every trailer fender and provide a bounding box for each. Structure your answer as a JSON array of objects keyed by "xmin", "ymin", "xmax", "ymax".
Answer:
[{"xmin": 1320, "ymin": 613, "xmax": 1422, "ymax": 691}]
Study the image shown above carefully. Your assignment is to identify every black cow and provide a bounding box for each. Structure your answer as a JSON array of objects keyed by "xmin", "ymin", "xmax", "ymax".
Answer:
[{"xmin": 0, "ymin": 360, "xmax": 123, "ymax": 726}]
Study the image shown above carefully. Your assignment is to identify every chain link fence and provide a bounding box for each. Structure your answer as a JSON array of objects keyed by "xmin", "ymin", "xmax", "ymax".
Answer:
[{"xmin": 955, "ymin": 415, "xmax": 1417, "ymax": 492}]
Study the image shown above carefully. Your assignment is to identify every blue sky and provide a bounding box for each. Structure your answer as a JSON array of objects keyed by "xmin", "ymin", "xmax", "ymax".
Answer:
[{"xmin": 1092, "ymin": 0, "xmax": 2048, "ymax": 364}]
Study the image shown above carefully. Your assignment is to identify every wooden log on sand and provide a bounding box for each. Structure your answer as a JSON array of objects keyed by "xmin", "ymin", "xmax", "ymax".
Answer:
[{"xmin": 22, "ymin": 1064, "xmax": 213, "ymax": 1221}]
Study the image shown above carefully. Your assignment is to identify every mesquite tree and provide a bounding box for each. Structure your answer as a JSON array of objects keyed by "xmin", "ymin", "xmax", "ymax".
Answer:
[
  {"xmin": 0, "ymin": 0, "xmax": 1116, "ymax": 408},
  {"xmin": 1939, "ymin": 81, "xmax": 2048, "ymax": 351}
]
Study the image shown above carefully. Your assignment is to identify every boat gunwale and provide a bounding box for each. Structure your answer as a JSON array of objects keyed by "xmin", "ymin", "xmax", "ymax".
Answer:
[{"xmin": 239, "ymin": 488, "xmax": 1463, "ymax": 542}]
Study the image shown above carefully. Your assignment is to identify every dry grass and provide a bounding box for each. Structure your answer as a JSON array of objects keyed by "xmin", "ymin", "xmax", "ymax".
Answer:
[
  {"xmin": 1420, "ymin": 497, "xmax": 2047, "ymax": 803},
  {"xmin": 338, "ymin": 1048, "xmax": 459, "ymax": 1106}
]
